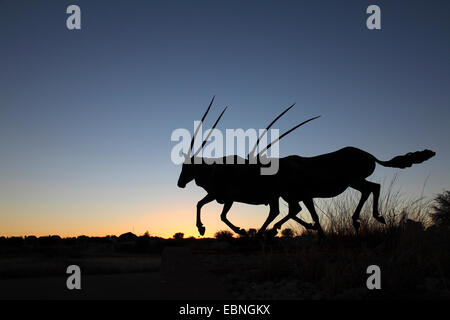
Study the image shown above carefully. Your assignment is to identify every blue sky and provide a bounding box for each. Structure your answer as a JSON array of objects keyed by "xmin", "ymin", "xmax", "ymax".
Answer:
[{"xmin": 0, "ymin": 0, "xmax": 449, "ymax": 237}]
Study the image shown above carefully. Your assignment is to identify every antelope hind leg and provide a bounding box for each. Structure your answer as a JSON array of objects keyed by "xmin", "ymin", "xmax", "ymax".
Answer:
[
  {"xmin": 303, "ymin": 199, "xmax": 325, "ymax": 238},
  {"xmin": 257, "ymin": 200, "xmax": 280, "ymax": 236},
  {"xmin": 371, "ymin": 182, "xmax": 386, "ymax": 225}
]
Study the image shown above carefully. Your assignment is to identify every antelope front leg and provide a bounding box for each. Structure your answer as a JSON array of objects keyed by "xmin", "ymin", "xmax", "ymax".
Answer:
[
  {"xmin": 257, "ymin": 200, "xmax": 280, "ymax": 236},
  {"xmin": 220, "ymin": 201, "xmax": 246, "ymax": 235},
  {"xmin": 196, "ymin": 194, "xmax": 215, "ymax": 236}
]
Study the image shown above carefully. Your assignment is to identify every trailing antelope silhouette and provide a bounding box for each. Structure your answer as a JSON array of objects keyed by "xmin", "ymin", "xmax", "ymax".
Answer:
[
  {"xmin": 177, "ymin": 97, "xmax": 435, "ymax": 238},
  {"xmin": 266, "ymin": 147, "xmax": 435, "ymax": 237}
]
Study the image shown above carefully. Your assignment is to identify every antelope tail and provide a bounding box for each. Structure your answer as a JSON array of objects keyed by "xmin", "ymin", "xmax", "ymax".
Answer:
[{"xmin": 375, "ymin": 149, "xmax": 436, "ymax": 169}]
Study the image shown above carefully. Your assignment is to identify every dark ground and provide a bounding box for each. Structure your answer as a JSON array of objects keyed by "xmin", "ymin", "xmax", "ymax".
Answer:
[{"xmin": 0, "ymin": 225, "xmax": 449, "ymax": 300}]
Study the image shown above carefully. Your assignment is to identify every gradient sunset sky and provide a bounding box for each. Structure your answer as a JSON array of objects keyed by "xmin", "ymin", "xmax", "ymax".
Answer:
[{"xmin": 1, "ymin": 0, "xmax": 449, "ymax": 238}]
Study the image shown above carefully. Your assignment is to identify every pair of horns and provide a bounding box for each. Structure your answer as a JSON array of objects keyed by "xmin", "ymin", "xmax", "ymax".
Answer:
[
  {"xmin": 189, "ymin": 96, "xmax": 320, "ymax": 158},
  {"xmin": 188, "ymin": 96, "xmax": 228, "ymax": 157},
  {"xmin": 248, "ymin": 102, "xmax": 321, "ymax": 158}
]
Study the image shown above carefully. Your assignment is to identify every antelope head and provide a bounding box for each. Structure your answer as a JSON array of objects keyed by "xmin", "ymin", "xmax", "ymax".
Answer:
[
  {"xmin": 177, "ymin": 96, "xmax": 227, "ymax": 188},
  {"xmin": 177, "ymin": 152, "xmax": 194, "ymax": 188}
]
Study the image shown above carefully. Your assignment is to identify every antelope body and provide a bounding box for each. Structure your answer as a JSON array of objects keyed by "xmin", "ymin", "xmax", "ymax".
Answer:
[{"xmin": 178, "ymin": 155, "xmax": 296, "ymax": 236}]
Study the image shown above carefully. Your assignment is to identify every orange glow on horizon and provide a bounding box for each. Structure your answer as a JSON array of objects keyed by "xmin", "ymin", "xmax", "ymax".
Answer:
[{"xmin": 0, "ymin": 190, "xmax": 285, "ymax": 239}]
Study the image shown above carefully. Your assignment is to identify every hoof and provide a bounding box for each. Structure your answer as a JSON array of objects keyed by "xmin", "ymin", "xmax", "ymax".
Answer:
[
  {"xmin": 318, "ymin": 228, "xmax": 325, "ymax": 238},
  {"xmin": 352, "ymin": 219, "xmax": 360, "ymax": 231},
  {"xmin": 197, "ymin": 225, "xmax": 206, "ymax": 236},
  {"xmin": 375, "ymin": 215, "xmax": 386, "ymax": 225},
  {"xmin": 310, "ymin": 223, "xmax": 319, "ymax": 230}
]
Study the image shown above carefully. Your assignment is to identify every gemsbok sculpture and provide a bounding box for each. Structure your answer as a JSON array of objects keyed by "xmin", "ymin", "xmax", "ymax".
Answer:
[
  {"xmin": 177, "ymin": 97, "xmax": 319, "ymax": 236},
  {"xmin": 177, "ymin": 97, "xmax": 436, "ymax": 238},
  {"xmin": 269, "ymin": 146, "xmax": 435, "ymax": 237}
]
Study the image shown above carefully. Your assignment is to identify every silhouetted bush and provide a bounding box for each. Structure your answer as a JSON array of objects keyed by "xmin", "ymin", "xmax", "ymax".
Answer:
[
  {"xmin": 76, "ymin": 235, "xmax": 89, "ymax": 243},
  {"xmin": 38, "ymin": 235, "xmax": 61, "ymax": 246},
  {"xmin": 430, "ymin": 190, "xmax": 450, "ymax": 226},
  {"xmin": 25, "ymin": 235, "xmax": 37, "ymax": 246},
  {"xmin": 63, "ymin": 237, "xmax": 77, "ymax": 246},
  {"xmin": 237, "ymin": 228, "xmax": 258, "ymax": 238},
  {"xmin": 214, "ymin": 230, "xmax": 234, "ymax": 241},
  {"xmin": 247, "ymin": 228, "xmax": 257, "ymax": 237},
  {"xmin": 281, "ymin": 228, "xmax": 294, "ymax": 238},
  {"xmin": 6, "ymin": 237, "xmax": 24, "ymax": 247},
  {"xmin": 173, "ymin": 232, "xmax": 184, "ymax": 239}
]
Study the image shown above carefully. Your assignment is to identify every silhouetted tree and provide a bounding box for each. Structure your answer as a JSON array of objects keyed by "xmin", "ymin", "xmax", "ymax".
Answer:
[
  {"xmin": 6, "ymin": 236, "xmax": 24, "ymax": 247},
  {"xmin": 215, "ymin": 230, "xmax": 234, "ymax": 241},
  {"xmin": 77, "ymin": 235, "xmax": 89, "ymax": 242},
  {"xmin": 136, "ymin": 231, "xmax": 151, "ymax": 252},
  {"xmin": 236, "ymin": 228, "xmax": 257, "ymax": 238},
  {"xmin": 281, "ymin": 228, "xmax": 294, "ymax": 238},
  {"xmin": 25, "ymin": 235, "xmax": 37, "ymax": 245},
  {"xmin": 173, "ymin": 232, "xmax": 184, "ymax": 239},
  {"xmin": 430, "ymin": 191, "xmax": 450, "ymax": 226}
]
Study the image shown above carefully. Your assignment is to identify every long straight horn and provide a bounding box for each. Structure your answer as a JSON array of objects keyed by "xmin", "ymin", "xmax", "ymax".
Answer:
[
  {"xmin": 258, "ymin": 115, "xmax": 321, "ymax": 157},
  {"xmin": 189, "ymin": 96, "xmax": 215, "ymax": 155},
  {"xmin": 193, "ymin": 106, "xmax": 228, "ymax": 157},
  {"xmin": 248, "ymin": 103, "xmax": 295, "ymax": 159}
]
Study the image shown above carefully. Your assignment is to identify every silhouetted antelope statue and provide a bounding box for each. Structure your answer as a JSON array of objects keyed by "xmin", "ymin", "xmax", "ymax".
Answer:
[
  {"xmin": 177, "ymin": 97, "xmax": 318, "ymax": 236},
  {"xmin": 177, "ymin": 97, "xmax": 435, "ymax": 238},
  {"xmin": 267, "ymin": 147, "xmax": 435, "ymax": 237}
]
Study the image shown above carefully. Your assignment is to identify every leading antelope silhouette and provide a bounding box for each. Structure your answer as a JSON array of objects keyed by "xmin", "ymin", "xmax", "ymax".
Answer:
[
  {"xmin": 177, "ymin": 97, "xmax": 318, "ymax": 237},
  {"xmin": 177, "ymin": 97, "xmax": 435, "ymax": 238}
]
